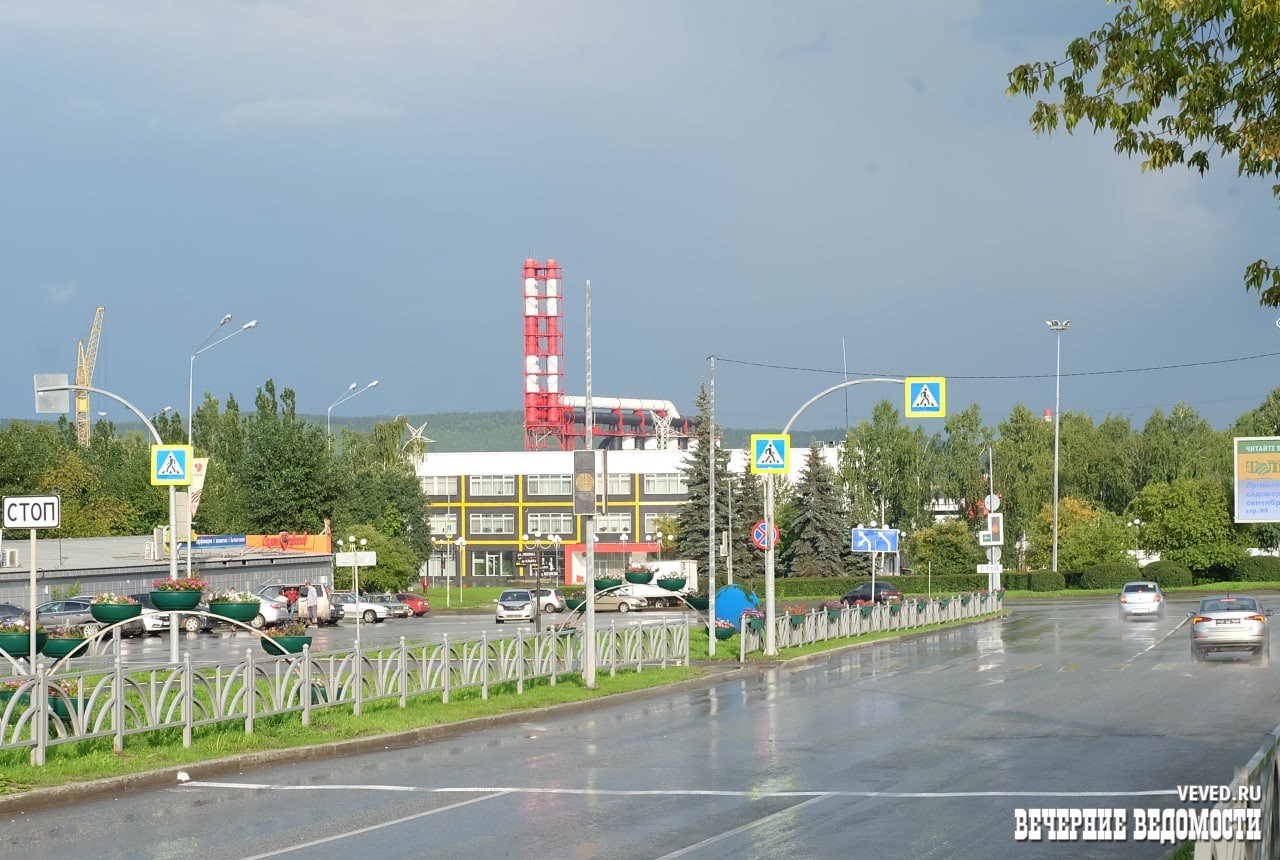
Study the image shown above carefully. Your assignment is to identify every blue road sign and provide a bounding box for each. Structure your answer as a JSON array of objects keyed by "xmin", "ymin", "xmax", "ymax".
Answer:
[
  {"xmin": 750, "ymin": 434, "xmax": 790, "ymax": 474},
  {"xmin": 904, "ymin": 377, "xmax": 946, "ymax": 418},
  {"xmin": 151, "ymin": 444, "xmax": 193, "ymax": 486},
  {"xmin": 751, "ymin": 519, "xmax": 779, "ymax": 550},
  {"xmin": 851, "ymin": 528, "xmax": 899, "ymax": 553}
]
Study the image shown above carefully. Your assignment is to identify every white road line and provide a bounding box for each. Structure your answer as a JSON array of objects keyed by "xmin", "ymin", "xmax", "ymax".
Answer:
[
  {"xmin": 235, "ymin": 790, "xmax": 511, "ymax": 859},
  {"xmin": 1134, "ymin": 617, "xmax": 1190, "ymax": 659},
  {"xmin": 181, "ymin": 781, "xmax": 1177, "ymax": 799},
  {"xmin": 656, "ymin": 794, "xmax": 831, "ymax": 859}
]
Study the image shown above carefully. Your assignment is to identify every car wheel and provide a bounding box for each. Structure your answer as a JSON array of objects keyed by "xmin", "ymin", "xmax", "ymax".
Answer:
[
  {"xmin": 496, "ymin": 619, "xmax": 504, "ymax": 624},
  {"xmin": 618, "ymin": 602, "xmax": 631, "ymax": 613},
  {"xmin": 81, "ymin": 622, "xmax": 101, "ymax": 637},
  {"xmin": 363, "ymin": 609, "xmax": 377, "ymax": 624},
  {"xmin": 544, "ymin": 604, "xmax": 557, "ymax": 613},
  {"xmin": 250, "ymin": 614, "xmax": 265, "ymax": 629},
  {"xmin": 183, "ymin": 616, "xmax": 202, "ymax": 633}
]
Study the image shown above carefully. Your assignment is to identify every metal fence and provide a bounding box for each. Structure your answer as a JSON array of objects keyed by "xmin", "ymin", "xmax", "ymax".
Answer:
[
  {"xmin": 1195, "ymin": 724, "xmax": 1280, "ymax": 859},
  {"xmin": 0, "ymin": 620, "xmax": 690, "ymax": 765},
  {"xmin": 738, "ymin": 592, "xmax": 1005, "ymax": 658}
]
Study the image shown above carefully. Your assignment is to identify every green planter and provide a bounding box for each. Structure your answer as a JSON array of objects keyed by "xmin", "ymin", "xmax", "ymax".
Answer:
[
  {"xmin": 747, "ymin": 617, "xmax": 763, "ymax": 632},
  {"xmin": 310, "ymin": 683, "xmax": 329, "ymax": 705},
  {"xmin": 686, "ymin": 597, "xmax": 709, "ymax": 611},
  {"xmin": 788, "ymin": 615, "xmax": 804, "ymax": 629},
  {"xmin": 714, "ymin": 626, "xmax": 735, "ymax": 641},
  {"xmin": 42, "ymin": 637, "xmax": 88, "ymax": 659},
  {"xmin": 916, "ymin": 600, "xmax": 928, "ymax": 612},
  {"xmin": 262, "ymin": 635, "xmax": 312, "ymax": 656},
  {"xmin": 150, "ymin": 590, "xmax": 202, "ymax": 611},
  {"xmin": 565, "ymin": 598, "xmax": 586, "ymax": 611},
  {"xmin": 0, "ymin": 689, "xmax": 30, "ymax": 707},
  {"xmin": 594, "ymin": 578, "xmax": 622, "ymax": 592},
  {"xmin": 209, "ymin": 602, "xmax": 260, "ymax": 623},
  {"xmin": 0, "ymin": 631, "xmax": 46, "ymax": 658},
  {"xmin": 960, "ymin": 596, "xmax": 971, "ymax": 607},
  {"xmin": 938, "ymin": 599, "xmax": 950, "ymax": 610},
  {"xmin": 889, "ymin": 604, "xmax": 902, "ymax": 616},
  {"xmin": 90, "ymin": 603, "xmax": 142, "ymax": 624},
  {"xmin": 625, "ymin": 571, "xmax": 654, "ymax": 584},
  {"xmin": 858, "ymin": 605, "xmax": 873, "ymax": 619},
  {"xmin": 48, "ymin": 694, "xmax": 81, "ymax": 721},
  {"xmin": 657, "ymin": 577, "xmax": 686, "ymax": 592},
  {"xmin": 826, "ymin": 609, "xmax": 841, "ymax": 622}
]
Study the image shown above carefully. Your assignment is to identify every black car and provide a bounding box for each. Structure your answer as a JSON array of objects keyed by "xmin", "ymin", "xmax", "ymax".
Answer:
[
  {"xmin": 840, "ymin": 581, "xmax": 905, "ymax": 606},
  {"xmin": 0, "ymin": 603, "xmax": 28, "ymax": 625}
]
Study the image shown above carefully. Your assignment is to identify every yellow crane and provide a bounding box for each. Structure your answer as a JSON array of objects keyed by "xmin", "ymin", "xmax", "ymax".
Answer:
[{"xmin": 75, "ymin": 306, "xmax": 105, "ymax": 447}]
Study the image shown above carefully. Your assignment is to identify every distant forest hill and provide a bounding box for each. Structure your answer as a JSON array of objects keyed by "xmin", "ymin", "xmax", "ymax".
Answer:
[{"xmin": 44, "ymin": 411, "xmax": 850, "ymax": 452}]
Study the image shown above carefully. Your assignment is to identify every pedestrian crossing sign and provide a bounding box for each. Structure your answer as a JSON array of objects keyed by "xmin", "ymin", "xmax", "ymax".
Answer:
[
  {"xmin": 150, "ymin": 444, "xmax": 194, "ymax": 486},
  {"xmin": 750, "ymin": 434, "xmax": 790, "ymax": 474},
  {"xmin": 904, "ymin": 377, "xmax": 946, "ymax": 418}
]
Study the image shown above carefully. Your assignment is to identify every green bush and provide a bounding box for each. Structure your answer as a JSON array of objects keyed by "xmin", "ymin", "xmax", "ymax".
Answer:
[
  {"xmin": 1223, "ymin": 555, "xmax": 1280, "ymax": 582},
  {"xmin": 1139, "ymin": 560, "xmax": 1193, "ymax": 588},
  {"xmin": 1061, "ymin": 570, "xmax": 1085, "ymax": 589},
  {"xmin": 1079, "ymin": 562, "xmax": 1141, "ymax": 590},
  {"xmin": 765, "ymin": 573, "xmax": 989, "ymax": 598},
  {"xmin": 1027, "ymin": 570, "xmax": 1065, "ymax": 591}
]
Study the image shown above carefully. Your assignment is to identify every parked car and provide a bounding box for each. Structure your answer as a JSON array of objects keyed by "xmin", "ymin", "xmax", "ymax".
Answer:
[
  {"xmin": 495, "ymin": 589, "xmax": 535, "ymax": 623},
  {"xmin": 36, "ymin": 599, "xmax": 143, "ymax": 637},
  {"xmin": 0, "ymin": 603, "xmax": 28, "ymax": 625},
  {"xmin": 1189, "ymin": 594, "xmax": 1273, "ymax": 663},
  {"xmin": 393, "ymin": 592, "xmax": 430, "ymax": 616},
  {"xmin": 256, "ymin": 583, "xmax": 341, "ymax": 625},
  {"xmin": 368, "ymin": 594, "xmax": 414, "ymax": 618},
  {"xmin": 840, "ymin": 582, "xmax": 904, "ymax": 606},
  {"xmin": 532, "ymin": 588, "xmax": 566, "ymax": 614},
  {"xmin": 1118, "ymin": 581, "xmax": 1164, "ymax": 622},
  {"xmin": 129, "ymin": 593, "xmax": 217, "ymax": 633},
  {"xmin": 594, "ymin": 592, "xmax": 645, "ymax": 613},
  {"xmin": 331, "ymin": 592, "xmax": 389, "ymax": 624}
]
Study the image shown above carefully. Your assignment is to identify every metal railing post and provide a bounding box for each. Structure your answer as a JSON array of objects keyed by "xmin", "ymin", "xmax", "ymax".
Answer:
[
  {"xmin": 443, "ymin": 634, "xmax": 451, "ymax": 704},
  {"xmin": 183, "ymin": 652, "xmax": 193, "ymax": 747},
  {"xmin": 481, "ymin": 632, "xmax": 489, "ymax": 701},
  {"xmin": 517, "ymin": 628, "xmax": 525, "ymax": 695},
  {"xmin": 245, "ymin": 648, "xmax": 255, "ymax": 734},
  {"xmin": 113, "ymin": 649, "xmax": 125, "ymax": 752},
  {"xmin": 301, "ymin": 645, "xmax": 312, "ymax": 727},
  {"xmin": 354, "ymin": 639, "xmax": 363, "ymax": 717},
  {"xmin": 399, "ymin": 637, "xmax": 408, "ymax": 708}
]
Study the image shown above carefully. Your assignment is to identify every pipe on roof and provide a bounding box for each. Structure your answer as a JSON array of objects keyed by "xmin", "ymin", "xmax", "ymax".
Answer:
[{"xmin": 560, "ymin": 395, "xmax": 680, "ymax": 418}]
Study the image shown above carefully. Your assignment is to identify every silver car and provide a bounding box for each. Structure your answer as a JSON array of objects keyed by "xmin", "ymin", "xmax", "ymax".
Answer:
[
  {"xmin": 495, "ymin": 589, "xmax": 535, "ymax": 624},
  {"xmin": 1118, "ymin": 581, "xmax": 1164, "ymax": 621},
  {"xmin": 1189, "ymin": 595, "xmax": 1273, "ymax": 662}
]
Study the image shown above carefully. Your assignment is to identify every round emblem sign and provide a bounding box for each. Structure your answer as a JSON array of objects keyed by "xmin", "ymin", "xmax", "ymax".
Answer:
[{"xmin": 575, "ymin": 473, "xmax": 596, "ymax": 492}]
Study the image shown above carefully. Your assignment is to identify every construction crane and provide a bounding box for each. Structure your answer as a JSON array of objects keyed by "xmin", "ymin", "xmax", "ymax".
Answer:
[{"xmin": 74, "ymin": 306, "xmax": 105, "ymax": 447}]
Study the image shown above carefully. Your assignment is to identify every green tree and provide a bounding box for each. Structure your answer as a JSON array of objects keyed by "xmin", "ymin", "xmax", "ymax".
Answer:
[
  {"xmin": 673, "ymin": 384, "xmax": 731, "ymax": 579},
  {"xmin": 937, "ymin": 404, "xmax": 992, "ymax": 526},
  {"xmin": 994, "ymin": 405, "xmax": 1054, "ymax": 547},
  {"xmin": 333, "ymin": 525, "xmax": 419, "ymax": 593},
  {"xmin": 907, "ymin": 520, "xmax": 985, "ymax": 577},
  {"xmin": 841, "ymin": 400, "xmax": 939, "ymax": 531},
  {"xmin": 1026, "ymin": 496, "xmax": 1133, "ymax": 571},
  {"xmin": 779, "ymin": 444, "xmax": 851, "ymax": 577},
  {"xmin": 728, "ymin": 468, "xmax": 767, "ymax": 580},
  {"xmin": 1008, "ymin": 1, "xmax": 1280, "ymax": 302},
  {"xmin": 1130, "ymin": 478, "xmax": 1246, "ymax": 572}
]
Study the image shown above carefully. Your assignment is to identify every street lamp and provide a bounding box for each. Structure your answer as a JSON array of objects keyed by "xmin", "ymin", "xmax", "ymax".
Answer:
[
  {"xmin": 187, "ymin": 315, "xmax": 258, "ymax": 579},
  {"xmin": 1129, "ymin": 518, "xmax": 1143, "ymax": 568},
  {"xmin": 455, "ymin": 537, "xmax": 467, "ymax": 606},
  {"xmin": 1046, "ymin": 319, "xmax": 1070, "ymax": 573},
  {"xmin": 326, "ymin": 380, "xmax": 379, "ymax": 453},
  {"xmin": 645, "ymin": 532, "xmax": 669, "ymax": 562},
  {"xmin": 523, "ymin": 532, "xmax": 561, "ymax": 633}
]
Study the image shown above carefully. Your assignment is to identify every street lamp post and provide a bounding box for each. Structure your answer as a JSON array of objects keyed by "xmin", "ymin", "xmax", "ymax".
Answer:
[
  {"xmin": 1046, "ymin": 320, "xmax": 1071, "ymax": 573},
  {"xmin": 455, "ymin": 538, "xmax": 467, "ymax": 606},
  {"xmin": 326, "ymin": 380, "xmax": 379, "ymax": 454},
  {"xmin": 1129, "ymin": 519, "xmax": 1143, "ymax": 569},
  {"xmin": 187, "ymin": 315, "xmax": 258, "ymax": 580},
  {"xmin": 524, "ymin": 532, "xmax": 560, "ymax": 634}
]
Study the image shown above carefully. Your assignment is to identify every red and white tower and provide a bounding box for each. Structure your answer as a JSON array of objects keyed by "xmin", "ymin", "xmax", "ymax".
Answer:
[{"xmin": 523, "ymin": 258, "xmax": 567, "ymax": 450}]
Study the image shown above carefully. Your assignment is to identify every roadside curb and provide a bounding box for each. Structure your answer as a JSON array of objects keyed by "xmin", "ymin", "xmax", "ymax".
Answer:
[{"xmin": 0, "ymin": 613, "xmax": 1004, "ymax": 815}]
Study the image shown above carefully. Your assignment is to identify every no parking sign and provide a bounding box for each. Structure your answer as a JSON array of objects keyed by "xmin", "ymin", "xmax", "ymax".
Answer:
[{"xmin": 751, "ymin": 520, "xmax": 779, "ymax": 550}]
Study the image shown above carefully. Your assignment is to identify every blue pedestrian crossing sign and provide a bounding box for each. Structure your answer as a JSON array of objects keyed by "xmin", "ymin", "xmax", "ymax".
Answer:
[
  {"xmin": 150, "ymin": 444, "xmax": 194, "ymax": 486},
  {"xmin": 750, "ymin": 434, "xmax": 790, "ymax": 474},
  {"xmin": 904, "ymin": 377, "xmax": 946, "ymax": 418}
]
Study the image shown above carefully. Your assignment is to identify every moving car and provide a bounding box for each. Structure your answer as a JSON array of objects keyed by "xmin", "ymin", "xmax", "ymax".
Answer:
[
  {"xmin": 1189, "ymin": 595, "xmax": 1273, "ymax": 662},
  {"xmin": 35, "ymin": 598, "xmax": 144, "ymax": 637},
  {"xmin": 369, "ymin": 594, "xmax": 414, "ymax": 618},
  {"xmin": 331, "ymin": 592, "xmax": 389, "ymax": 624},
  {"xmin": 495, "ymin": 589, "xmax": 535, "ymax": 624},
  {"xmin": 1118, "ymin": 581, "xmax": 1164, "ymax": 622},
  {"xmin": 393, "ymin": 592, "xmax": 431, "ymax": 616},
  {"xmin": 0, "ymin": 603, "xmax": 28, "ymax": 625},
  {"xmin": 840, "ymin": 582, "xmax": 904, "ymax": 606},
  {"xmin": 594, "ymin": 592, "xmax": 645, "ymax": 613}
]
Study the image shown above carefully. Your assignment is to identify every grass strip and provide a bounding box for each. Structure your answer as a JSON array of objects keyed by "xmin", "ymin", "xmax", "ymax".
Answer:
[{"xmin": 1004, "ymin": 581, "xmax": 1280, "ymax": 600}]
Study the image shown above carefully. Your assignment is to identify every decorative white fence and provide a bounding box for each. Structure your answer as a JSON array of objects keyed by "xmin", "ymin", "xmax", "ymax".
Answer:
[
  {"xmin": 0, "ymin": 620, "xmax": 690, "ymax": 765},
  {"xmin": 738, "ymin": 592, "xmax": 1005, "ymax": 658},
  {"xmin": 1194, "ymin": 724, "xmax": 1279, "ymax": 859}
]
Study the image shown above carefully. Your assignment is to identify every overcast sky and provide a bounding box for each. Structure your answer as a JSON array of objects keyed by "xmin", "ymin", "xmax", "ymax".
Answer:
[{"xmin": 3, "ymin": 1, "xmax": 1278, "ymax": 436}]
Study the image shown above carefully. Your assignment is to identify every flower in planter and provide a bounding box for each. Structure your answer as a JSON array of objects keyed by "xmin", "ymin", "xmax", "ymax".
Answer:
[
  {"xmin": 551, "ymin": 621, "xmax": 577, "ymax": 633},
  {"xmin": 626, "ymin": 564, "xmax": 656, "ymax": 575},
  {"xmin": 209, "ymin": 590, "xmax": 259, "ymax": 604},
  {"xmin": 741, "ymin": 608, "xmax": 765, "ymax": 621},
  {"xmin": 1, "ymin": 679, "xmax": 24, "ymax": 693},
  {"xmin": 0, "ymin": 621, "xmax": 38, "ymax": 634},
  {"xmin": 152, "ymin": 577, "xmax": 208, "ymax": 592},
  {"xmin": 90, "ymin": 593, "xmax": 137, "ymax": 605},
  {"xmin": 820, "ymin": 600, "xmax": 843, "ymax": 611},
  {"xmin": 271, "ymin": 620, "xmax": 310, "ymax": 638},
  {"xmin": 784, "ymin": 606, "xmax": 807, "ymax": 617},
  {"xmin": 566, "ymin": 589, "xmax": 586, "ymax": 601},
  {"xmin": 713, "ymin": 619, "xmax": 736, "ymax": 630},
  {"xmin": 46, "ymin": 625, "xmax": 87, "ymax": 639}
]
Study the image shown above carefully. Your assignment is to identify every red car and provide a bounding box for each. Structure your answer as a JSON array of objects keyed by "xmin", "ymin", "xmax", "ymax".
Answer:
[{"xmin": 394, "ymin": 592, "xmax": 431, "ymax": 616}]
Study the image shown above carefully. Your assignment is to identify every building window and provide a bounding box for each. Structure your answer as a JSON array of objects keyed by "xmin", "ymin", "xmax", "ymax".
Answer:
[
  {"xmin": 527, "ymin": 474, "xmax": 572, "ymax": 496},
  {"xmin": 470, "ymin": 513, "xmax": 515, "ymax": 535},
  {"xmin": 596, "ymin": 512, "xmax": 632, "ymax": 536},
  {"xmin": 471, "ymin": 552, "xmax": 508, "ymax": 577},
  {"xmin": 421, "ymin": 476, "xmax": 458, "ymax": 497},
  {"xmin": 643, "ymin": 473, "xmax": 687, "ymax": 495},
  {"xmin": 469, "ymin": 475, "xmax": 515, "ymax": 496},
  {"xmin": 606, "ymin": 473, "xmax": 632, "ymax": 497},
  {"xmin": 642, "ymin": 512, "xmax": 667, "ymax": 534},
  {"xmin": 527, "ymin": 512, "xmax": 573, "ymax": 535},
  {"xmin": 428, "ymin": 513, "xmax": 458, "ymax": 536}
]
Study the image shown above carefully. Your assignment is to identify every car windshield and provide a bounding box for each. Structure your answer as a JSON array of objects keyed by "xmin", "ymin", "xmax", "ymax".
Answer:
[
  {"xmin": 501, "ymin": 591, "xmax": 531, "ymax": 601},
  {"xmin": 1201, "ymin": 597, "xmax": 1259, "ymax": 612},
  {"xmin": 1123, "ymin": 583, "xmax": 1157, "ymax": 593}
]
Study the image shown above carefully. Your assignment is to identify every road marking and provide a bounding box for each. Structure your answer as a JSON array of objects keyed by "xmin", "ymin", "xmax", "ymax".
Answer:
[
  {"xmin": 1011, "ymin": 664, "xmax": 1039, "ymax": 672},
  {"xmin": 915, "ymin": 664, "xmax": 948, "ymax": 674},
  {"xmin": 1152, "ymin": 663, "xmax": 1175, "ymax": 671},
  {"xmin": 656, "ymin": 794, "xmax": 831, "ymax": 859},
  {"xmin": 180, "ymin": 781, "xmax": 1177, "ymax": 799},
  {"xmin": 235, "ymin": 790, "xmax": 511, "ymax": 859},
  {"xmin": 1104, "ymin": 664, "xmax": 1129, "ymax": 671},
  {"xmin": 1059, "ymin": 663, "xmax": 1081, "ymax": 672}
]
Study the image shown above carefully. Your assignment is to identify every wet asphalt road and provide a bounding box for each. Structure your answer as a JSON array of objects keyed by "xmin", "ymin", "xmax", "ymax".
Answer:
[{"xmin": 7, "ymin": 595, "xmax": 1280, "ymax": 859}]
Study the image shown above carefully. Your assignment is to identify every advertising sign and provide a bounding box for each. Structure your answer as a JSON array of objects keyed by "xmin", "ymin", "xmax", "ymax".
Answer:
[{"xmin": 1234, "ymin": 437, "xmax": 1280, "ymax": 523}]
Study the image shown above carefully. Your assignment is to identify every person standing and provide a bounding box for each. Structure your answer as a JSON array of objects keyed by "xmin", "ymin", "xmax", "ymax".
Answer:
[
  {"xmin": 304, "ymin": 581, "xmax": 318, "ymax": 627},
  {"xmin": 297, "ymin": 584, "xmax": 312, "ymax": 628},
  {"xmin": 283, "ymin": 586, "xmax": 299, "ymax": 621}
]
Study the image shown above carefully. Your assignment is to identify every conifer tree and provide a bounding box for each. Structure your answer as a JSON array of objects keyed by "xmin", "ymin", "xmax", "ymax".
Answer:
[
  {"xmin": 673, "ymin": 384, "xmax": 731, "ymax": 580},
  {"xmin": 779, "ymin": 443, "xmax": 851, "ymax": 577}
]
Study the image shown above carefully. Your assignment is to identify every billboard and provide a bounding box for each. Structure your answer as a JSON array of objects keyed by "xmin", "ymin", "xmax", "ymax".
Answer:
[{"xmin": 1234, "ymin": 437, "xmax": 1280, "ymax": 523}]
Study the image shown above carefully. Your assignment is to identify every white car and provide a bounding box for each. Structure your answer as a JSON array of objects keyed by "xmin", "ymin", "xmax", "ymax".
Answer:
[{"xmin": 331, "ymin": 592, "xmax": 389, "ymax": 624}]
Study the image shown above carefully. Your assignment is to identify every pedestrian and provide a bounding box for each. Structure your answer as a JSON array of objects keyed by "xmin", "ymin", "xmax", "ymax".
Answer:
[
  {"xmin": 284, "ymin": 586, "xmax": 299, "ymax": 620},
  {"xmin": 297, "ymin": 585, "xmax": 312, "ymax": 628},
  {"xmin": 304, "ymin": 581, "xmax": 318, "ymax": 627}
]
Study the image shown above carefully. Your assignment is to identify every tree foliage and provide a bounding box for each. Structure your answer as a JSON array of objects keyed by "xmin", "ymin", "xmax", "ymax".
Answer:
[
  {"xmin": 780, "ymin": 444, "xmax": 851, "ymax": 577},
  {"xmin": 1026, "ymin": 496, "xmax": 1134, "ymax": 571},
  {"xmin": 673, "ymin": 384, "xmax": 731, "ymax": 579},
  {"xmin": 1130, "ymin": 477, "xmax": 1246, "ymax": 571},
  {"xmin": 1008, "ymin": 1, "xmax": 1280, "ymax": 302}
]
